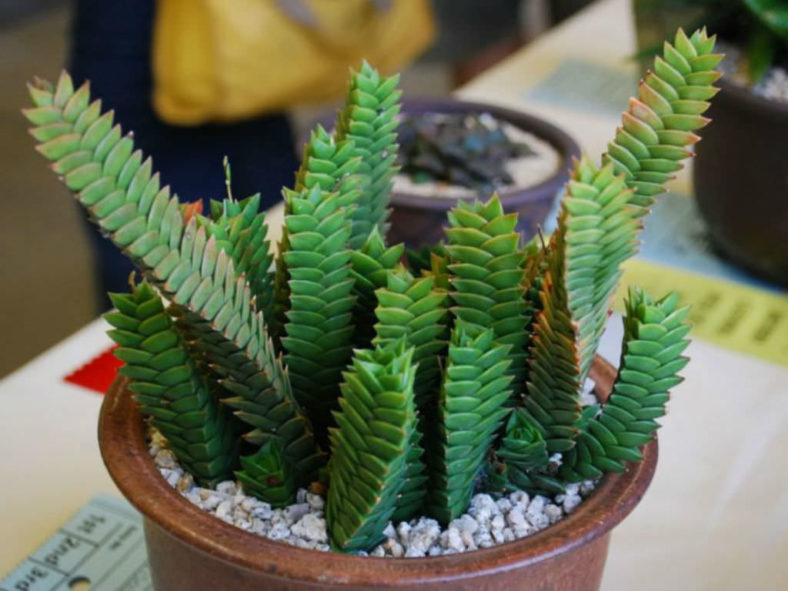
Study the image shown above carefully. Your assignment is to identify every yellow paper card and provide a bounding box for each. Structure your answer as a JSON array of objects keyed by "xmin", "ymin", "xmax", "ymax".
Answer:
[{"xmin": 616, "ymin": 259, "xmax": 788, "ymax": 367}]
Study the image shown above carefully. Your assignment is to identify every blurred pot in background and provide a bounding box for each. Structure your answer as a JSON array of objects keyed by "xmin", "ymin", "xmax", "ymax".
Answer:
[
  {"xmin": 694, "ymin": 79, "xmax": 788, "ymax": 285},
  {"xmin": 632, "ymin": 0, "xmax": 788, "ymax": 285}
]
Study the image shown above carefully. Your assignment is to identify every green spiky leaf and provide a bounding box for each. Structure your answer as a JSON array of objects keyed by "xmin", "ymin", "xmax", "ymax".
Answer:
[
  {"xmin": 236, "ymin": 439, "xmax": 296, "ymax": 508},
  {"xmin": 280, "ymin": 186, "xmax": 357, "ymax": 442},
  {"xmin": 105, "ymin": 281, "xmax": 238, "ymax": 487},
  {"xmin": 201, "ymin": 193, "xmax": 275, "ymax": 322},
  {"xmin": 372, "ymin": 265, "xmax": 449, "ymax": 521},
  {"xmin": 326, "ymin": 340, "xmax": 417, "ymax": 551},
  {"xmin": 560, "ymin": 288, "xmax": 690, "ymax": 481},
  {"xmin": 445, "ymin": 194, "xmax": 528, "ymax": 395},
  {"xmin": 350, "ymin": 227, "xmax": 405, "ymax": 349},
  {"xmin": 271, "ymin": 125, "xmax": 362, "ymax": 344},
  {"xmin": 606, "ymin": 28, "xmax": 721, "ymax": 211},
  {"xmin": 334, "ymin": 61, "xmax": 402, "ymax": 248},
  {"xmin": 521, "ymin": 230, "xmax": 583, "ymax": 454},
  {"xmin": 25, "ymin": 72, "xmax": 324, "ymax": 487},
  {"xmin": 428, "ymin": 322, "xmax": 513, "ymax": 524}
]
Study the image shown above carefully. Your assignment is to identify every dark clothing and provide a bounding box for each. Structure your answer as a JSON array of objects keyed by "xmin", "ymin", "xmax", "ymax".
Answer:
[{"xmin": 69, "ymin": 0, "xmax": 298, "ymax": 307}]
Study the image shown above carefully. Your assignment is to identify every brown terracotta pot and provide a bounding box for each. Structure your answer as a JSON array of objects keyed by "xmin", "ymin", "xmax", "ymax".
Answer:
[{"xmin": 99, "ymin": 356, "xmax": 657, "ymax": 591}]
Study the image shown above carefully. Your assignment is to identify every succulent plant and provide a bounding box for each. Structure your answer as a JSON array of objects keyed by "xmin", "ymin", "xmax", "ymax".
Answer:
[
  {"xmin": 397, "ymin": 111, "xmax": 534, "ymax": 192},
  {"xmin": 24, "ymin": 27, "xmax": 720, "ymax": 552}
]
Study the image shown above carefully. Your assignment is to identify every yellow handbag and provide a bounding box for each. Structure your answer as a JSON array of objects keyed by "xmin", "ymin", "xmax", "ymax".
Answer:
[{"xmin": 152, "ymin": 0, "xmax": 435, "ymax": 125}]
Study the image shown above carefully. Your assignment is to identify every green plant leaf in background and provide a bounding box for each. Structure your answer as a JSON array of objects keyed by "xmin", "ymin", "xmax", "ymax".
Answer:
[
  {"xmin": 326, "ymin": 340, "xmax": 418, "ymax": 552},
  {"xmin": 744, "ymin": 0, "xmax": 788, "ymax": 40}
]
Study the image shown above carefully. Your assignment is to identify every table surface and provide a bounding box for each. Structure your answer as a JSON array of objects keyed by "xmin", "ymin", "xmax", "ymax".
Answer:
[{"xmin": 2, "ymin": 0, "xmax": 786, "ymax": 588}]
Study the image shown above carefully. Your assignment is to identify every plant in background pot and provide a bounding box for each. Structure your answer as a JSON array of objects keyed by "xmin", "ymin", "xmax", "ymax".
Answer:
[
  {"xmin": 386, "ymin": 105, "xmax": 580, "ymax": 248},
  {"xmin": 23, "ymin": 27, "xmax": 720, "ymax": 590},
  {"xmin": 633, "ymin": 0, "xmax": 788, "ymax": 285}
]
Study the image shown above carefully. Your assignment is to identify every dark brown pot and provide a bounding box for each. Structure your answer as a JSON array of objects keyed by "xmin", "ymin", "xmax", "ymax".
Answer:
[
  {"xmin": 99, "ymin": 356, "xmax": 657, "ymax": 591},
  {"xmin": 693, "ymin": 78, "xmax": 788, "ymax": 286},
  {"xmin": 305, "ymin": 97, "xmax": 581, "ymax": 249}
]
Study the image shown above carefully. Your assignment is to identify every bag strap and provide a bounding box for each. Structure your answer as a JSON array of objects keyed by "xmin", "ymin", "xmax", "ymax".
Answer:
[{"xmin": 275, "ymin": 0, "xmax": 392, "ymax": 30}]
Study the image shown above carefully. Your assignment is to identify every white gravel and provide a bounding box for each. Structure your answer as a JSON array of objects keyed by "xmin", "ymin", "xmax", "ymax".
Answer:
[
  {"xmin": 392, "ymin": 116, "xmax": 562, "ymax": 200},
  {"xmin": 149, "ymin": 379, "xmax": 599, "ymax": 556}
]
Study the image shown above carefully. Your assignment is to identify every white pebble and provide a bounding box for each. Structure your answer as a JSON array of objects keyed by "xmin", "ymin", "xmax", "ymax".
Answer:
[
  {"xmin": 496, "ymin": 498, "xmax": 513, "ymax": 513},
  {"xmin": 396, "ymin": 521, "xmax": 412, "ymax": 544},
  {"xmin": 407, "ymin": 518, "xmax": 441, "ymax": 553},
  {"xmin": 201, "ymin": 493, "xmax": 223, "ymax": 511},
  {"xmin": 545, "ymin": 504, "xmax": 563, "ymax": 524},
  {"xmin": 154, "ymin": 449, "xmax": 176, "ymax": 469},
  {"xmin": 268, "ymin": 522, "xmax": 290, "ymax": 541},
  {"xmin": 285, "ymin": 503, "xmax": 310, "ymax": 524},
  {"xmin": 506, "ymin": 508, "xmax": 530, "ymax": 534},
  {"xmin": 251, "ymin": 502, "xmax": 273, "ymax": 520},
  {"xmin": 460, "ymin": 530, "xmax": 476, "ymax": 549},
  {"xmin": 291, "ymin": 514, "xmax": 328, "ymax": 543},
  {"xmin": 176, "ymin": 473, "xmax": 193, "ymax": 492},
  {"xmin": 527, "ymin": 512, "xmax": 549, "ymax": 530},
  {"xmin": 384, "ymin": 538, "xmax": 404, "ymax": 558},
  {"xmin": 450, "ymin": 514, "xmax": 478, "ymax": 535},
  {"xmin": 509, "ymin": 490, "xmax": 529, "ymax": 507},
  {"xmin": 443, "ymin": 528, "xmax": 464, "ymax": 552},
  {"xmin": 307, "ymin": 492, "xmax": 325, "ymax": 510},
  {"xmin": 490, "ymin": 513, "xmax": 505, "ymax": 533},
  {"xmin": 215, "ymin": 500, "xmax": 232, "ymax": 519},
  {"xmin": 216, "ymin": 481, "xmax": 237, "ymax": 496},
  {"xmin": 527, "ymin": 495, "xmax": 547, "ymax": 516},
  {"xmin": 563, "ymin": 495, "xmax": 582, "ymax": 513},
  {"xmin": 469, "ymin": 494, "xmax": 498, "ymax": 524}
]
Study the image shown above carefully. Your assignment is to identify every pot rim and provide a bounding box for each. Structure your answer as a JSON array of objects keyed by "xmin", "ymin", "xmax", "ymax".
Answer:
[
  {"xmin": 311, "ymin": 96, "xmax": 581, "ymax": 213},
  {"xmin": 98, "ymin": 355, "xmax": 657, "ymax": 587}
]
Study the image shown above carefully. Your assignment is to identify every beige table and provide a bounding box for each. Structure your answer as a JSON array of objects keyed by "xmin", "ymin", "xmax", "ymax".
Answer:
[{"xmin": 2, "ymin": 0, "xmax": 786, "ymax": 588}]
